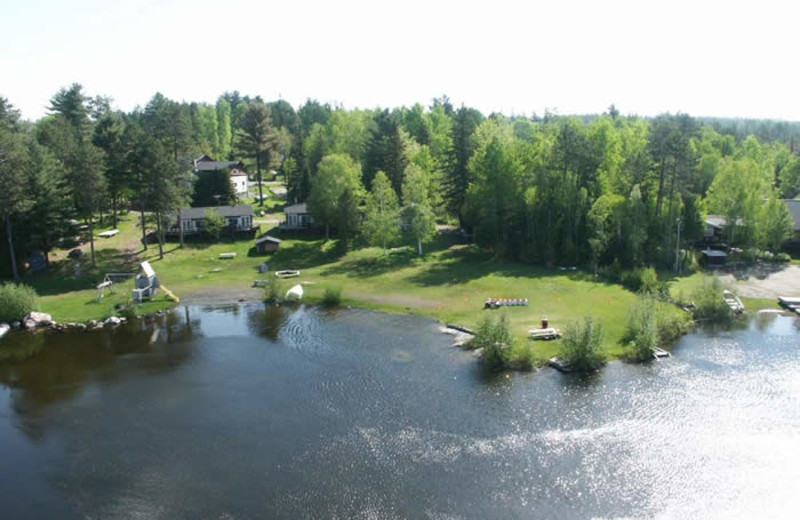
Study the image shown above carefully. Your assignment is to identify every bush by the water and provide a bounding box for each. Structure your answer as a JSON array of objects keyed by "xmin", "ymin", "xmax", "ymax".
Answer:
[
  {"xmin": 265, "ymin": 278, "xmax": 282, "ymax": 303},
  {"xmin": 624, "ymin": 296, "xmax": 691, "ymax": 361},
  {"xmin": 691, "ymin": 277, "xmax": 733, "ymax": 320},
  {"xmin": 471, "ymin": 312, "xmax": 515, "ymax": 369},
  {"xmin": 559, "ymin": 316, "xmax": 605, "ymax": 372},
  {"xmin": 321, "ymin": 286, "xmax": 343, "ymax": 307},
  {"xmin": 0, "ymin": 282, "xmax": 38, "ymax": 322}
]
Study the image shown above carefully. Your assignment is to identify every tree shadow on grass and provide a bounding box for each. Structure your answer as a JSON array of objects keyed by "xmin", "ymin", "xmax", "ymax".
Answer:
[
  {"xmin": 28, "ymin": 249, "xmax": 140, "ymax": 296},
  {"xmin": 320, "ymin": 250, "xmax": 419, "ymax": 278},
  {"xmin": 267, "ymin": 237, "xmax": 346, "ymax": 270},
  {"xmin": 406, "ymin": 246, "xmax": 624, "ymax": 289}
]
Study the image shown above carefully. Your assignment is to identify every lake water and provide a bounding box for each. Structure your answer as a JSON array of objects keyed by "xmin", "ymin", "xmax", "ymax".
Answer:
[{"xmin": 1, "ymin": 305, "xmax": 799, "ymax": 520}]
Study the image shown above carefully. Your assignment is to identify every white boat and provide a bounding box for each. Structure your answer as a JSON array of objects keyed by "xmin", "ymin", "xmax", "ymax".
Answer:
[
  {"xmin": 97, "ymin": 229, "xmax": 119, "ymax": 238},
  {"xmin": 285, "ymin": 284, "xmax": 304, "ymax": 301},
  {"xmin": 723, "ymin": 290, "xmax": 744, "ymax": 313},
  {"xmin": 275, "ymin": 270, "xmax": 300, "ymax": 278}
]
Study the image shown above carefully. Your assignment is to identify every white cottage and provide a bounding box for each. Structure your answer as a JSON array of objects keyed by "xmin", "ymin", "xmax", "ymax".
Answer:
[{"xmin": 178, "ymin": 205, "xmax": 255, "ymax": 235}]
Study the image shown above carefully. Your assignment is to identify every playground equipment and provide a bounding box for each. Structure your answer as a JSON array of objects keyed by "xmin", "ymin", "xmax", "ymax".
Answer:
[
  {"xmin": 132, "ymin": 261, "xmax": 160, "ymax": 303},
  {"xmin": 96, "ymin": 272, "xmax": 137, "ymax": 301}
]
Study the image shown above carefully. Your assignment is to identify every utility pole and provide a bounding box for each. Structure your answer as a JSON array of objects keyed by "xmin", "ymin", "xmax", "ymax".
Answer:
[{"xmin": 674, "ymin": 217, "xmax": 682, "ymax": 274}]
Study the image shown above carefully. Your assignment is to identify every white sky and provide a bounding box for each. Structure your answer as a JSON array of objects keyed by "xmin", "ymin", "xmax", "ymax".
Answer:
[{"xmin": 2, "ymin": 0, "xmax": 798, "ymax": 121}]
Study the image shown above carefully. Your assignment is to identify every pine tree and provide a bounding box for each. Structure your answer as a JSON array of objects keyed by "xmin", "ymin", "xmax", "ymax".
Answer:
[{"xmin": 237, "ymin": 102, "xmax": 278, "ymax": 206}]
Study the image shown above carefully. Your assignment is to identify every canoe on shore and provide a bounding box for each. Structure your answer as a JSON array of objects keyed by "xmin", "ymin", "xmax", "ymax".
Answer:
[
  {"xmin": 722, "ymin": 290, "xmax": 744, "ymax": 313},
  {"xmin": 275, "ymin": 270, "xmax": 300, "ymax": 278},
  {"xmin": 529, "ymin": 327, "xmax": 561, "ymax": 340}
]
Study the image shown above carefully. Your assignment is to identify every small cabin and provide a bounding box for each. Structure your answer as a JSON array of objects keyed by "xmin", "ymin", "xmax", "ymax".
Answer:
[
  {"xmin": 255, "ymin": 235, "xmax": 281, "ymax": 254},
  {"xmin": 701, "ymin": 249, "xmax": 727, "ymax": 266}
]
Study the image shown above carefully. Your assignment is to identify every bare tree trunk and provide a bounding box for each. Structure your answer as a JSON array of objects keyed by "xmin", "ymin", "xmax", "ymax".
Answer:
[
  {"xmin": 418, "ymin": 237, "xmax": 423, "ymax": 256},
  {"xmin": 156, "ymin": 212, "xmax": 164, "ymax": 259},
  {"xmin": 6, "ymin": 216, "xmax": 20, "ymax": 283},
  {"xmin": 325, "ymin": 224, "xmax": 330, "ymax": 240},
  {"xmin": 140, "ymin": 206, "xmax": 147, "ymax": 251},
  {"xmin": 88, "ymin": 216, "xmax": 96, "ymax": 269},
  {"xmin": 179, "ymin": 211, "xmax": 184, "ymax": 248},
  {"xmin": 112, "ymin": 195, "xmax": 118, "ymax": 229},
  {"xmin": 257, "ymin": 153, "xmax": 264, "ymax": 207}
]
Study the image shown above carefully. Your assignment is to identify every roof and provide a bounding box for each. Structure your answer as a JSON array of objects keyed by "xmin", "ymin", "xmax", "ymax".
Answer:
[
  {"xmin": 782, "ymin": 199, "xmax": 800, "ymax": 231},
  {"xmin": 179, "ymin": 205, "xmax": 254, "ymax": 220},
  {"xmin": 255, "ymin": 235, "xmax": 282, "ymax": 245},
  {"xmin": 195, "ymin": 160, "xmax": 245, "ymax": 172},
  {"xmin": 706, "ymin": 215, "xmax": 744, "ymax": 229},
  {"xmin": 141, "ymin": 261, "xmax": 156, "ymax": 278},
  {"xmin": 284, "ymin": 203, "xmax": 308, "ymax": 214}
]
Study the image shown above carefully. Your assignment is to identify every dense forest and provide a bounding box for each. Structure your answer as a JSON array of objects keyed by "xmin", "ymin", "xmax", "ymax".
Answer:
[{"xmin": 2, "ymin": 85, "xmax": 799, "ymax": 281}]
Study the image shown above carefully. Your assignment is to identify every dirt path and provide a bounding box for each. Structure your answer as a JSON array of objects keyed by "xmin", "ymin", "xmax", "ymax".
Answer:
[{"xmin": 719, "ymin": 264, "xmax": 800, "ymax": 299}]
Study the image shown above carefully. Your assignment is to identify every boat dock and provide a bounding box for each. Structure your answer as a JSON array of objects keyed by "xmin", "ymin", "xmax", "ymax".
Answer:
[{"xmin": 778, "ymin": 296, "xmax": 800, "ymax": 315}]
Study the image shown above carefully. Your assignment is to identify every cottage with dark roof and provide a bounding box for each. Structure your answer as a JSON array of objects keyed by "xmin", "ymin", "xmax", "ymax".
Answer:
[
  {"xmin": 177, "ymin": 205, "xmax": 255, "ymax": 235},
  {"xmin": 193, "ymin": 155, "xmax": 249, "ymax": 196},
  {"xmin": 282, "ymin": 203, "xmax": 315, "ymax": 230}
]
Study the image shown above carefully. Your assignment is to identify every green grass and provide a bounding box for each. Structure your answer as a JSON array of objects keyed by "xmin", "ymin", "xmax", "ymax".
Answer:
[
  {"xmin": 30, "ymin": 224, "xmax": 636, "ymax": 361},
  {"xmin": 23, "ymin": 201, "xmax": 654, "ymax": 362}
]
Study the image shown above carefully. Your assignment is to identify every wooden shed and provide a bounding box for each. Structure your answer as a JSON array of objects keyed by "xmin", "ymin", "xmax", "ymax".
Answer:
[
  {"xmin": 255, "ymin": 235, "xmax": 282, "ymax": 254},
  {"xmin": 701, "ymin": 249, "xmax": 727, "ymax": 266}
]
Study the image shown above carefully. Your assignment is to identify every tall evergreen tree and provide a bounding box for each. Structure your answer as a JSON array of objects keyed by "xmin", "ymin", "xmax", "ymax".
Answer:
[
  {"xmin": 237, "ymin": 102, "xmax": 277, "ymax": 206},
  {"xmin": 444, "ymin": 106, "xmax": 483, "ymax": 224},
  {"xmin": 0, "ymin": 98, "xmax": 30, "ymax": 281}
]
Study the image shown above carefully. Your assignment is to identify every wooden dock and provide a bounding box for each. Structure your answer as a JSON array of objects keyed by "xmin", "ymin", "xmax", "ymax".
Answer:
[{"xmin": 778, "ymin": 296, "xmax": 800, "ymax": 314}]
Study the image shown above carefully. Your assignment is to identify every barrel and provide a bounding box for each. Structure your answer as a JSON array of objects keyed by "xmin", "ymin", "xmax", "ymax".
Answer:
[{"xmin": 541, "ymin": 317, "xmax": 549, "ymax": 328}]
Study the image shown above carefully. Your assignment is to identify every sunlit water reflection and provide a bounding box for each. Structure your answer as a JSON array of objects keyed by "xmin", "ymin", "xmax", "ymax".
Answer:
[{"xmin": 1, "ymin": 306, "xmax": 798, "ymax": 519}]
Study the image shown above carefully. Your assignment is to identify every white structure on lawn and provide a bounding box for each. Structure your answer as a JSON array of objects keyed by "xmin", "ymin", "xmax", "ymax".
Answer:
[{"xmin": 133, "ymin": 261, "xmax": 160, "ymax": 303}]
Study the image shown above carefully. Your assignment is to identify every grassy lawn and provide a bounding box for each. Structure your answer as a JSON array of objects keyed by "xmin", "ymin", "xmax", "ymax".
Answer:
[
  {"xmin": 29, "ymin": 215, "xmax": 641, "ymax": 361},
  {"xmin": 26, "ymin": 198, "xmax": 759, "ymax": 363}
]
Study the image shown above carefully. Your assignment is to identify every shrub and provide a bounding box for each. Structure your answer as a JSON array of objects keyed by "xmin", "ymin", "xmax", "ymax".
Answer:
[
  {"xmin": 0, "ymin": 282, "xmax": 39, "ymax": 322},
  {"xmin": 203, "ymin": 209, "xmax": 226, "ymax": 241},
  {"xmin": 265, "ymin": 278, "xmax": 282, "ymax": 303},
  {"xmin": 691, "ymin": 276, "xmax": 732, "ymax": 321},
  {"xmin": 321, "ymin": 286, "xmax": 343, "ymax": 307},
  {"xmin": 559, "ymin": 316, "xmax": 605, "ymax": 372},
  {"xmin": 506, "ymin": 342, "xmax": 535, "ymax": 370},
  {"xmin": 117, "ymin": 304, "xmax": 139, "ymax": 320},
  {"xmin": 621, "ymin": 267, "xmax": 669, "ymax": 298},
  {"xmin": 656, "ymin": 306, "xmax": 691, "ymax": 343},
  {"xmin": 624, "ymin": 297, "xmax": 659, "ymax": 361},
  {"xmin": 624, "ymin": 296, "xmax": 692, "ymax": 361},
  {"xmin": 471, "ymin": 312, "xmax": 514, "ymax": 369}
]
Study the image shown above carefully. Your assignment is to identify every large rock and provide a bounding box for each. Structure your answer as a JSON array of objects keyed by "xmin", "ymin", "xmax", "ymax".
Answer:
[
  {"xmin": 23, "ymin": 312, "xmax": 54, "ymax": 330},
  {"xmin": 104, "ymin": 316, "xmax": 122, "ymax": 327}
]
